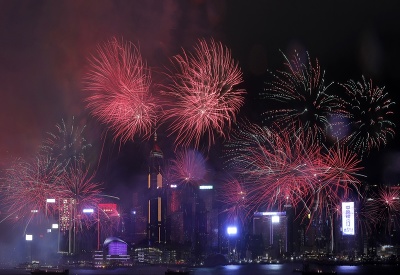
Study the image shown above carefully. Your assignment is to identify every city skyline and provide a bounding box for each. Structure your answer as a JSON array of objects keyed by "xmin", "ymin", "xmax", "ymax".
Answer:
[{"xmin": 1, "ymin": 0, "xmax": 400, "ymax": 264}]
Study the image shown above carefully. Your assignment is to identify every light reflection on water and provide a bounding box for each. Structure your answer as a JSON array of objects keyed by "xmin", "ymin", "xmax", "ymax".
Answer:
[
  {"xmin": 193, "ymin": 264, "xmax": 293, "ymax": 275},
  {"xmin": 1, "ymin": 263, "xmax": 400, "ymax": 275},
  {"xmin": 192, "ymin": 263, "xmax": 400, "ymax": 275},
  {"xmin": 223, "ymin": 265, "xmax": 241, "ymax": 270},
  {"xmin": 336, "ymin": 265, "xmax": 360, "ymax": 274}
]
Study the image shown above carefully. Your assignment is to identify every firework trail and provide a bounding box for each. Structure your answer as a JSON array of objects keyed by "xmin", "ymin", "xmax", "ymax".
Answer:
[
  {"xmin": 339, "ymin": 76, "xmax": 396, "ymax": 157},
  {"xmin": 83, "ymin": 37, "xmax": 158, "ymax": 143},
  {"xmin": 309, "ymin": 144, "xmax": 365, "ymax": 219},
  {"xmin": 217, "ymin": 176, "xmax": 249, "ymax": 226},
  {"xmin": 369, "ymin": 186, "xmax": 400, "ymax": 233},
  {"xmin": 0, "ymin": 155, "xmax": 64, "ymax": 228},
  {"xmin": 224, "ymin": 121, "xmax": 318, "ymax": 213},
  {"xmin": 224, "ymin": 121, "xmax": 364, "ymax": 223},
  {"xmin": 60, "ymin": 159, "xmax": 103, "ymax": 231},
  {"xmin": 161, "ymin": 38, "xmax": 246, "ymax": 149},
  {"xmin": 261, "ymin": 50, "xmax": 345, "ymax": 143},
  {"xmin": 354, "ymin": 187, "xmax": 380, "ymax": 236},
  {"xmin": 164, "ymin": 148, "xmax": 208, "ymax": 218},
  {"xmin": 168, "ymin": 148, "xmax": 208, "ymax": 188},
  {"xmin": 41, "ymin": 116, "xmax": 91, "ymax": 171}
]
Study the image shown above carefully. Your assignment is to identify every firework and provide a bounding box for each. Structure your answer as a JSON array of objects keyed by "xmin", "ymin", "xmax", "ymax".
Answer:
[
  {"xmin": 309, "ymin": 144, "xmax": 365, "ymax": 218},
  {"xmin": 261, "ymin": 50, "xmax": 344, "ymax": 143},
  {"xmin": 355, "ymin": 189, "xmax": 380, "ymax": 236},
  {"xmin": 95, "ymin": 203, "xmax": 122, "ymax": 241},
  {"xmin": 161, "ymin": 38, "xmax": 246, "ymax": 149},
  {"xmin": 0, "ymin": 155, "xmax": 64, "ymax": 226},
  {"xmin": 83, "ymin": 37, "xmax": 158, "ymax": 143},
  {"xmin": 41, "ymin": 116, "xmax": 91, "ymax": 171},
  {"xmin": 217, "ymin": 176, "xmax": 249, "ymax": 226},
  {"xmin": 60, "ymin": 159, "xmax": 103, "ymax": 231},
  {"xmin": 369, "ymin": 186, "xmax": 400, "ymax": 233},
  {"xmin": 224, "ymin": 121, "xmax": 364, "ymax": 223},
  {"xmin": 339, "ymin": 76, "xmax": 396, "ymax": 156},
  {"xmin": 224, "ymin": 122, "xmax": 318, "ymax": 212},
  {"xmin": 168, "ymin": 149, "xmax": 208, "ymax": 188}
]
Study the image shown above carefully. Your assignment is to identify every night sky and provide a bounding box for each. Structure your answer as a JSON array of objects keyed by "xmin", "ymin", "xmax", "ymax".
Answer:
[{"xmin": 1, "ymin": 1, "xmax": 400, "ymax": 197}]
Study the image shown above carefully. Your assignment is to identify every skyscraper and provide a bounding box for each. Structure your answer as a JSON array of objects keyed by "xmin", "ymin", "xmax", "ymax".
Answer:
[
  {"xmin": 147, "ymin": 133, "xmax": 166, "ymax": 245},
  {"xmin": 253, "ymin": 211, "xmax": 288, "ymax": 259}
]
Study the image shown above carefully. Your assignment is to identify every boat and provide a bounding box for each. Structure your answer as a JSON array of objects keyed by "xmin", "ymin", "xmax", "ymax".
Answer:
[
  {"xmin": 301, "ymin": 270, "xmax": 336, "ymax": 275},
  {"xmin": 294, "ymin": 262, "xmax": 337, "ymax": 275},
  {"xmin": 30, "ymin": 268, "xmax": 69, "ymax": 275},
  {"xmin": 165, "ymin": 268, "xmax": 190, "ymax": 275}
]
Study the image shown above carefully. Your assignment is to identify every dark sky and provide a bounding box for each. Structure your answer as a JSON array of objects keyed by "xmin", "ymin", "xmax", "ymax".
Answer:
[{"xmin": 1, "ymin": 0, "xmax": 400, "ymax": 189}]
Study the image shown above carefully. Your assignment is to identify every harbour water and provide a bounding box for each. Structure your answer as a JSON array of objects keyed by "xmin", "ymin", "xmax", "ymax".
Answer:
[{"xmin": 1, "ymin": 263, "xmax": 399, "ymax": 275}]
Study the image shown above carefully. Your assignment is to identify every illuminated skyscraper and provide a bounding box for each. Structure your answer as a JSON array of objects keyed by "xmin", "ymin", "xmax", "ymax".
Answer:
[
  {"xmin": 147, "ymin": 133, "xmax": 166, "ymax": 245},
  {"xmin": 253, "ymin": 211, "xmax": 288, "ymax": 259},
  {"xmin": 59, "ymin": 198, "xmax": 76, "ymax": 253}
]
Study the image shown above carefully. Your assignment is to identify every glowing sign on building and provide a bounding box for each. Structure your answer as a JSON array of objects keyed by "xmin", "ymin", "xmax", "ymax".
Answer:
[
  {"xmin": 199, "ymin": 185, "xmax": 213, "ymax": 190},
  {"xmin": 60, "ymin": 198, "xmax": 75, "ymax": 232},
  {"xmin": 342, "ymin": 201, "xmax": 355, "ymax": 235},
  {"xmin": 98, "ymin": 203, "xmax": 119, "ymax": 217}
]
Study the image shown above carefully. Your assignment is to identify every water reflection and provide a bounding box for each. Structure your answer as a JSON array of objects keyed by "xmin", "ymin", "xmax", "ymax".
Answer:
[
  {"xmin": 1, "ymin": 263, "xmax": 399, "ymax": 275},
  {"xmin": 336, "ymin": 265, "xmax": 360, "ymax": 274},
  {"xmin": 191, "ymin": 263, "xmax": 400, "ymax": 275}
]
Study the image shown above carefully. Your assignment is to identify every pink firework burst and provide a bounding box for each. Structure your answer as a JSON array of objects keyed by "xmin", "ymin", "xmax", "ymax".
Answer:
[
  {"xmin": 224, "ymin": 122, "xmax": 320, "ymax": 213},
  {"xmin": 339, "ymin": 76, "xmax": 396, "ymax": 157},
  {"xmin": 217, "ymin": 176, "xmax": 249, "ymax": 226},
  {"xmin": 161, "ymin": 38, "xmax": 246, "ymax": 149},
  {"xmin": 168, "ymin": 149, "xmax": 208, "ymax": 188},
  {"xmin": 0, "ymin": 155, "xmax": 64, "ymax": 225},
  {"xmin": 261, "ymin": 50, "xmax": 345, "ymax": 143},
  {"xmin": 224, "ymin": 121, "xmax": 364, "ymax": 225},
  {"xmin": 375, "ymin": 186, "xmax": 400, "ymax": 232},
  {"xmin": 378, "ymin": 187, "xmax": 400, "ymax": 213},
  {"xmin": 83, "ymin": 37, "xmax": 158, "ymax": 143},
  {"xmin": 308, "ymin": 144, "xmax": 364, "ymax": 217},
  {"xmin": 355, "ymin": 190, "xmax": 381, "ymax": 236},
  {"xmin": 362, "ymin": 186, "xmax": 400, "ymax": 233},
  {"xmin": 58, "ymin": 161, "xmax": 102, "ymax": 232}
]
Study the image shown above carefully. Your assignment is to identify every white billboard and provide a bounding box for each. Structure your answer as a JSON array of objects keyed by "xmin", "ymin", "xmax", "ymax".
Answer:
[{"xmin": 342, "ymin": 201, "xmax": 355, "ymax": 235}]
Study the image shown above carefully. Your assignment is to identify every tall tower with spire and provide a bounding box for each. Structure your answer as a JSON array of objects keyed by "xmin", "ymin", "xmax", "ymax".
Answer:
[{"xmin": 147, "ymin": 132, "xmax": 166, "ymax": 245}]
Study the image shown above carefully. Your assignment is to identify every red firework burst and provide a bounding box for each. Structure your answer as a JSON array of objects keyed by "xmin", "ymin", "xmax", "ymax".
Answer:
[
  {"xmin": 224, "ymin": 122, "xmax": 320, "ymax": 213},
  {"xmin": 161, "ymin": 38, "xmax": 246, "ymax": 149},
  {"xmin": 60, "ymin": 159, "xmax": 103, "ymax": 230},
  {"xmin": 307, "ymin": 144, "xmax": 365, "ymax": 218},
  {"xmin": 224, "ymin": 121, "xmax": 364, "ymax": 224},
  {"xmin": 359, "ymin": 186, "xmax": 400, "ymax": 234},
  {"xmin": 218, "ymin": 176, "xmax": 249, "ymax": 226},
  {"xmin": 83, "ymin": 37, "xmax": 158, "ymax": 143},
  {"xmin": 373, "ymin": 186, "xmax": 400, "ymax": 233},
  {"xmin": 0, "ymin": 155, "xmax": 64, "ymax": 224},
  {"xmin": 379, "ymin": 187, "xmax": 400, "ymax": 212},
  {"xmin": 355, "ymin": 191, "xmax": 381, "ymax": 236},
  {"xmin": 168, "ymin": 149, "xmax": 208, "ymax": 188}
]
